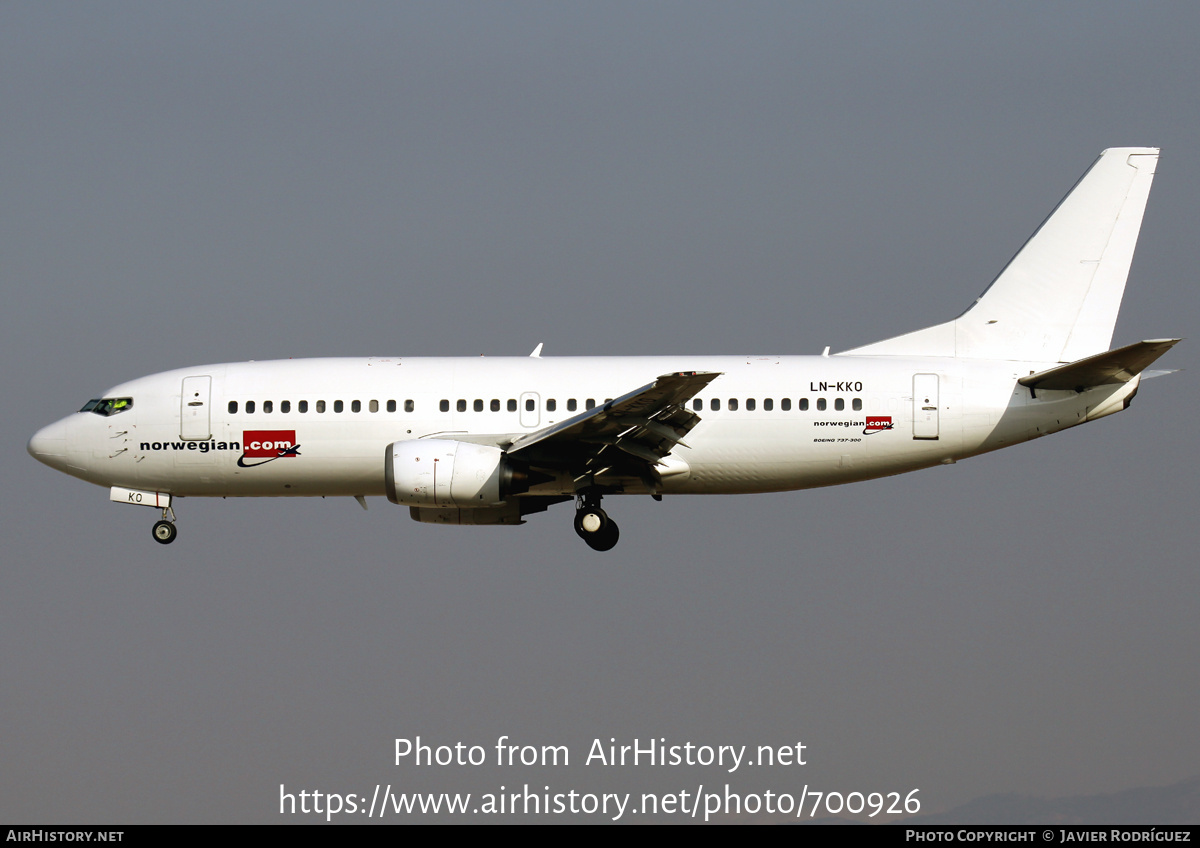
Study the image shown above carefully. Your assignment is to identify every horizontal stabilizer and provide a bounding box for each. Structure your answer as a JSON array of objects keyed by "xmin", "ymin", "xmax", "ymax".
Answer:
[{"xmin": 1018, "ymin": 339, "xmax": 1180, "ymax": 392}]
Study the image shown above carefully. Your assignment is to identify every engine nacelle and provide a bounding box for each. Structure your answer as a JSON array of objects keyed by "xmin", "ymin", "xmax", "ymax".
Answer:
[{"xmin": 386, "ymin": 439, "xmax": 516, "ymax": 508}]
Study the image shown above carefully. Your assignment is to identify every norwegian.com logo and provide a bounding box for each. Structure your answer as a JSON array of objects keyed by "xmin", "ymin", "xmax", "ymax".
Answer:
[
  {"xmin": 237, "ymin": 430, "xmax": 301, "ymax": 467},
  {"xmin": 863, "ymin": 416, "xmax": 894, "ymax": 435}
]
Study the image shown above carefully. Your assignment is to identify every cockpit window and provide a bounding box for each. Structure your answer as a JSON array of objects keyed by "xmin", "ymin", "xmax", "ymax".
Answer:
[{"xmin": 80, "ymin": 397, "xmax": 133, "ymax": 416}]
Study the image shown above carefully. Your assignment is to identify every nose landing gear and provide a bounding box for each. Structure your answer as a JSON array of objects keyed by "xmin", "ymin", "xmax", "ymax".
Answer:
[
  {"xmin": 151, "ymin": 506, "xmax": 178, "ymax": 545},
  {"xmin": 574, "ymin": 494, "xmax": 619, "ymax": 551}
]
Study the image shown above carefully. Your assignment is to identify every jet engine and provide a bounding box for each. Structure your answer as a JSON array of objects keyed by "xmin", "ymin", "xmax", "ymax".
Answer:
[{"xmin": 385, "ymin": 439, "xmax": 528, "ymax": 508}]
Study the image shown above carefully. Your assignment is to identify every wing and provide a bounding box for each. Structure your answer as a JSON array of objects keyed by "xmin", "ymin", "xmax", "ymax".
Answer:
[{"xmin": 507, "ymin": 370, "xmax": 721, "ymax": 494}]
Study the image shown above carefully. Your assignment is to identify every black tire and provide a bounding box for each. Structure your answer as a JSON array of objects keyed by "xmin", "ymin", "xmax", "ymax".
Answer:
[
  {"xmin": 152, "ymin": 520, "xmax": 177, "ymax": 545},
  {"xmin": 585, "ymin": 519, "xmax": 619, "ymax": 551}
]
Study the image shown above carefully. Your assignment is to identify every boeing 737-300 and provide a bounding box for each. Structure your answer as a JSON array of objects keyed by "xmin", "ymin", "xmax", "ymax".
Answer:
[{"xmin": 28, "ymin": 148, "xmax": 1179, "ymax": 551}]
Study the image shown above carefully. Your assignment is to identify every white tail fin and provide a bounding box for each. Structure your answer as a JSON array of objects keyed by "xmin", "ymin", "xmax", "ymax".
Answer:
[{"xmin": 842, "ymin": 148, "xmax": 1159, "ymax": 362}]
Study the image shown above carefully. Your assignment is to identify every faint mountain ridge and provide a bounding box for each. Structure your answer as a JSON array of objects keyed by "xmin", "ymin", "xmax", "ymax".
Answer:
[{"xmin": 902, "ymin": 775, "xmax": 1200, "ymax": 825}]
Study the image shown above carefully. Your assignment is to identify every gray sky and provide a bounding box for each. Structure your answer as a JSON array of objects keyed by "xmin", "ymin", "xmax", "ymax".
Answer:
[{"xmin": 3, "ymin": 2, "xmax": 1197, "ymax": 823}]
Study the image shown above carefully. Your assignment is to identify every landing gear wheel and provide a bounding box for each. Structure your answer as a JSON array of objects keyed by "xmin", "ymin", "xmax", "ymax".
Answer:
[
  {"xmin": 574, "ymin": 507, "xmax": 609, "ymax": 539},
  {"xmin": 574, "ymin": 491, "xmax": 620, "ymax": 551},
  {"xmin": 585, "ymin": 519, "xmax": 620, "ymax": 552},
  {"xmin": 152, "ymin": 520, "xmax": 177, "ymax": 545}
]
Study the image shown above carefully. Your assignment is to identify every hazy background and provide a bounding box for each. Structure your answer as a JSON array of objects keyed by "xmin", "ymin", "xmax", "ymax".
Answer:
[{"xmin": 3, "ymin": 2, "xmax": 1196, "ymax": 823}]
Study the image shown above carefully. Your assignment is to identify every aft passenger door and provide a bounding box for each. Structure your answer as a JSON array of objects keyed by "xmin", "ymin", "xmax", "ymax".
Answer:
[
  {"xmin": 912, "ymin": 373, "xmax": 939, "ymax": 440},
  {"xmin": 180, "ymin": 375, "xmax": 212, "ymax": 440}
]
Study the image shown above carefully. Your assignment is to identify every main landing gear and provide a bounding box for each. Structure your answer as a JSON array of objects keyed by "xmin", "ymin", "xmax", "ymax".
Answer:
[
  {"xmin": 574, "ymin": 494, "xmax": 619, "ymax": 552},
  {"xmin": 152, "ymin": 506, "xmax": 178, "ymax": 545}
]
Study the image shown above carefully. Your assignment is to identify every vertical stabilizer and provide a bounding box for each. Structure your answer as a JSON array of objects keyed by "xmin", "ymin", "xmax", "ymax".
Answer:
[{"xmin": 842, "ymin": 148, "xmax": 1159, "ymax": 362}]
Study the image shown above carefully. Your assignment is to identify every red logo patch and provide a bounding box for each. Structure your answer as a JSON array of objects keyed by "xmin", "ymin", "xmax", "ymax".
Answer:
[
  {"xmin": 242, "ymin": 430, "xmax": 299, "ymax": 458},
  {"xmin": 864, "ymin": 416, "xmax": 894, "ymax": 435}
]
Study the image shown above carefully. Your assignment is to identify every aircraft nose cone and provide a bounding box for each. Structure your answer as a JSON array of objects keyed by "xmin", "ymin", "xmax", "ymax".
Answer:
[{"xmin": 28, "ymin": 418, "xmax": 70, "ymax": 470}]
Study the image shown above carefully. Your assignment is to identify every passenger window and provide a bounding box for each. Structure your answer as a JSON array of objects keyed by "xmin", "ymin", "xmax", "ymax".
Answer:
[
  {"xmin": 817, "ymin": 398, "xmax": 827, "ymax": 411},
  {"xmin": 711, "ymin": 398, "xmax": 720, "ymax": 411},
  {"xmin": 490, "ymin": 399, "xmax": 500, "ymax": 412},
  {"xmin": 404, "ymin": 400, "xmax": 414, "ymax": 413},
  {"xmin": 747, "ymin": 398, "xmax": 756, "ymax": 411},
  {"xmin": 246, "ymin": 400, "xmax": 256, "ymax": 414},
  {"xmin": 474, "ymin": 399, "xmax": 483, "ymax": 412},
  {"xmin": 764, "ymin": 398, "xmax": 773, "ymax": 411},
  {"xmin": 799, "ymin": 398, "xmax": 809, "ymax": 411},
  {"xmin": 567, "ymin": 399, "xmax": 577, "ymax": 412},
  {"xmin": 334, "ymin": 400, "xmax": 344, "ymax": 413},
  {"xmin": 781, "ymin": 398, "xmax": 791, "ymax": 411},
  {"xmin": 586, "ymin": 399, "xmax": 596, "ymax": 410},
  {"xmin": 457, "ymin": 399, "xmax": 466, "ymax": 413},
  {"xmin": 386, "ymin": 400, "xmax": 396, "ymax": 413},
  {"xmin": 299, "ymin": 400, "xmax": 309, "ymax": 413},
  {"xmin": 728, "ymin": 398, "xmax": 738, "ymax": 411},
  {"xmin": 508, "ymin": 399, "xmax": 517, "ymax": 412},
  {"xmin": 440, "ymin": 400, "xmax": 449, "ymax": 412},
  {"xmin": 370, "ymin": 400, "xmax": 379, "ymax": 413},
  {"xmin": 525, "ymin": 399, "xmax": 535, "ymax": 412},
  {"xmin": 316, "ymin": 400, "xmax": 325, "ymax": 413},
  {"xmin": 852, "ymin": 398, "xmax": 862, "ymax": 411},
  {"xmin": 835, "ymin": 398, "xmax": 844, "ymax": 411},
  {"xmin": 264, "ymin": 400, "xmax": 273, "ymax": 413},
  {"xmin": 281, "ymin": 400, "xmax": 291, "ymax": 413},
  {"xmin": 228, "ymin": 401, "xmax": 238, "ymax": 414},
  {"xmin": 693, "ymin": 399, "xmax": 702, "ymax": 411},
  {"xmin": 547, "ymin": 399, "xmax": 556, "ymax": 412}
]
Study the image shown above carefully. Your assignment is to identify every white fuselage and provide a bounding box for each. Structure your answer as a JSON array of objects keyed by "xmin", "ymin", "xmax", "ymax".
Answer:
[{"xmin": 29, "ymin": 354, "xmax": 1137, "ymax": 501}]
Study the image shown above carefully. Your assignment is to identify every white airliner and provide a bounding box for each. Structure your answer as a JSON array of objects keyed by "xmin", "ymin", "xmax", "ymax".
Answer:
[{"xmin": 28, "ymin": 148, "xmax": 1178, "ymax": 551}]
